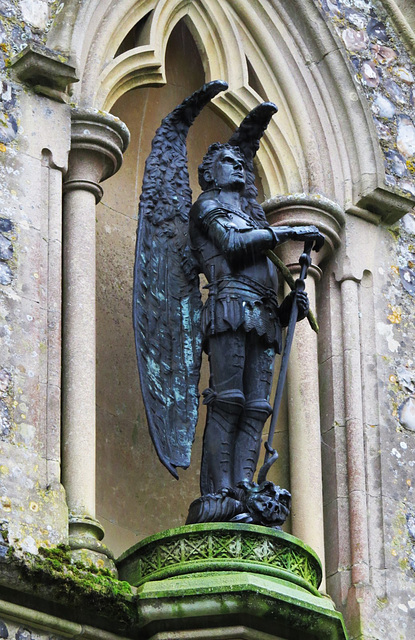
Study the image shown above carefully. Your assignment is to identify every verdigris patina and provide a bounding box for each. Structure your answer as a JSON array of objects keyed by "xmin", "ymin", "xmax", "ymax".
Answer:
[{"xmin": 133, "ymin": 81, "xmax": 323, "ymax": 526}]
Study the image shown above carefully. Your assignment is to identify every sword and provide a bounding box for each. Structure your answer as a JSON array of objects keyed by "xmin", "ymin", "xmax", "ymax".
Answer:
[{"xmin": 258, "ymin": 240, "xmax": 314, "ymax": 484}]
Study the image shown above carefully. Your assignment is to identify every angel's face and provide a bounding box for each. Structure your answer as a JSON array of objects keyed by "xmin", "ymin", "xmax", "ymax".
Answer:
[{"xmin": 211, "ymin": 150, "xmax": 245, "ymax": 191}]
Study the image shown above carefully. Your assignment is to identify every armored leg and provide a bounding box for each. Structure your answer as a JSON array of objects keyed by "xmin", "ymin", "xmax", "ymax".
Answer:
[
  {"xmin": 234, "ymin": 399, "xmax": 273, "ymax": 484},
  {"xmin": 200, "ymin": 388, "xmax": 245, "ymax": 494},
  {"xmin": 233, "ymin": 333, "xmax": 276, "ymax": 485},
  {"xmin": 200, "ymin": 330, "xmax": 246, "ymax": 495}
]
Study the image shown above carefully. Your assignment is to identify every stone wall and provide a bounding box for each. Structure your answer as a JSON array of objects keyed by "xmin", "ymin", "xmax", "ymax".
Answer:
[
  {"xmin": 317, "ymin": 0, "xmax": 415, "ymax": 199},
  {"xmin": 0, "ymin": 0, "xmax": 69, "ymax": 554},
  {"xmin": 0, "ymin": 1, "xmax": 413, "ymax": 638}
]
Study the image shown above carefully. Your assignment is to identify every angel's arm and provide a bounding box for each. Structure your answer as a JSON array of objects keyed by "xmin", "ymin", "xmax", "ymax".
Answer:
[{"xmin": 194, "ymin": 204, "xmax": 276, "ymax": 262}]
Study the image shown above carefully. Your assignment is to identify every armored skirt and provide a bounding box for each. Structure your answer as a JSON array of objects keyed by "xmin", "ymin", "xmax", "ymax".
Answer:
[{"xmin": 201, "ymin": 274, "xmax": 282, "ymax": 353}]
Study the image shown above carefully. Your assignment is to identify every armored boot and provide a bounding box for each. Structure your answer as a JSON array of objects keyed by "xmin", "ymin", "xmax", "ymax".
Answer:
[
  {"xmin": 200, "ymin": 388, "xmax": 245, "ymax": 495},
  {"xmin": 234, "ymin": 399, "xmax": 273, "ymax": 485}
]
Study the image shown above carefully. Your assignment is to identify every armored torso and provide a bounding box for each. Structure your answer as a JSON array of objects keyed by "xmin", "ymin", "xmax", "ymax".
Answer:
[{"xmin": 189, "ymin": 194, "xmax": 282, "ymax": 351}]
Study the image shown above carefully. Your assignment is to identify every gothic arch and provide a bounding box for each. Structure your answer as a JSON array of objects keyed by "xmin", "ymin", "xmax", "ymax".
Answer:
[{"xmin": 47, "ymin": 0, "xmax": 389, "ymax": 212}]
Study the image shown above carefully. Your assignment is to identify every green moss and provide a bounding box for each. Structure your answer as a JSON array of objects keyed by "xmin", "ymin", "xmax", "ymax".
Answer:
[
  {"xmin": 388, "ymin": 225, "xmax": 401, "ymax": 241},
  {"xmin": 8, "ymin": 544, "xmax": 136, "ymax": 625}
]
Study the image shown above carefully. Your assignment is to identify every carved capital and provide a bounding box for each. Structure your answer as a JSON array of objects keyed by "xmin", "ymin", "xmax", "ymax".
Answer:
[
  {"xmin": 63, "ymin": 108, "xmax": 130, "ymax": 202},
  {"xmin": 263, "ymin": 193, "xmax": 345, "ymax": 266}
]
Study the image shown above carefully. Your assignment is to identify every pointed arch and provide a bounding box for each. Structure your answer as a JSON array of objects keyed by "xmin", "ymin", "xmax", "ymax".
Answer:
[{"xmin": 47, "ymin": 0, "xmax": 395, "ymax": 214}]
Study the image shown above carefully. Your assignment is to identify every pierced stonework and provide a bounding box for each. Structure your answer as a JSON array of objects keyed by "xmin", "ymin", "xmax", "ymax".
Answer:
[{"xmin": 117, "ymin": 523, "xmax": 322, "ymax": 593}]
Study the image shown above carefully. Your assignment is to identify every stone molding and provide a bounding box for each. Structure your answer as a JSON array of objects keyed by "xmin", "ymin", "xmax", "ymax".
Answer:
[
  {"xmin": 381, "ymin": 0, "xmax": 415, "ymax": 55},
  {"xmin": 117, "ymin": 523, "xmax": 323, "ymax": 594},
  {"xmin": 63, "ymin": 108, "xmax": 130, "ymax": 201},
  {"xmin": 43, "ymin": 0, "xmax": 388, "ymax": 213},
  {"xmin": 11, "ymin": 42, "xmax": 79, "ymax": 103}
]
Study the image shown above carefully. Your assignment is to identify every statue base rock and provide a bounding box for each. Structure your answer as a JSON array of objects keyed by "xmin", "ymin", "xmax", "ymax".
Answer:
[{"xmin": 117, "ymin": 523, "xmax": 348, "ymax": 639}]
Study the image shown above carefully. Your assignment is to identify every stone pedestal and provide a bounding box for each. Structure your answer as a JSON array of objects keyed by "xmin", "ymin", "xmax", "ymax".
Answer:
[{"xmin": 117, "ymin": 523, "xmax": 348, "ymax": 640}]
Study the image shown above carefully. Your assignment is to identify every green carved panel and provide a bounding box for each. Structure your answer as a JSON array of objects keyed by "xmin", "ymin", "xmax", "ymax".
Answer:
[{"xmin": 117, "ymin": 523, "xmax": 322, "ymax": 594}]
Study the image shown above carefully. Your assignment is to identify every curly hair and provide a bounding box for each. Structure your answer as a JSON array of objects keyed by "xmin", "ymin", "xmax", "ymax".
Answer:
[{"xmin": 198, "ymin": 142, "xmax": 245, "ymax": 191}]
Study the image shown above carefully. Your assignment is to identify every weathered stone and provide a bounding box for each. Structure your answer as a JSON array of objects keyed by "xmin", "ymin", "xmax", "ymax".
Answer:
[
  {"xmin": 367, "ymin": 18, "xmax": 389, "ymax": 43},
  {"xmin": 0, "ymin": 108, "xmax": 18, "ymax": 144},
  {"xmin": 397, "ymin": 116, "xmax": 415, "ymax": 158},
  {"xmin": 0, "ymin": 399, "xmax": 11, "ymax": 438},
  {"xmin": 407, "ymin": 513, "xmax": 415, "ymax": 541},
  {"xmin": 385, "ymin": 150, "xmax": 408, "ymax": 178},
  {"xmin": 342, "ymin": 27, "xmax": 369, "ymax": 51},
  {"xmin": 0, "ymin": 218, "xmax": 13, "ymax": 233},
  {"xmin": 15, "ymin": 629, "xmax": 32, "ymax": 640},
  {"xmin": 372, "ymin": 94, "xmax": 395, "ymax": 118},
  {"xmin": 118, "ymin": 522, "xmax": 323, "ymax": 590},
  {"xmin": 0, "ymin": 620, "xmax": 8, "ymax": 639},
  {"xmin": 400, "ymin": 181, "xmax": 415, "ymax": 197},
  {"xmin": 345, "ymin": 8, "xmax": 367, "ymax": 30},
  {"xmin": 384, "ymin": 78, "xmax": 405, "ymax": 105},
  {"xmin": 0, "ymin": 261, "xmax": 12, "ymax": 285},
  {"xmin": 394, "ymin": 67, "xmax": 414, "ymax": 85},
  {"xmin": 371, "ymin": 44, "xmax": 397, "ymax": 65},
  {"xmin": 399, "ymin": 397, "xmax": 415, "ymax": 432},
  {"xmin": 399, "ymin": 267, "xmax": 415, "ymax": 295},
  {"xmin": 11, "ymin": 43, "xmax": 78, "ymax": 103},
  {"xmin": 19, "ymin": 0, "xmax": 49, "ymax": 31},
  {"xmin": 361, "ymin": 61, "xmax": 380, "ymax": 88},
  {"xmin": 402, "ymin": 212, "xmax": 415, "ymax": 235},
  {"xmin": 0, "ymin": 233, "xmax": 12, "ymax": 261},
  {"xmin": 373, "ymin": 117, "xmax": 391, "ymax": 139}
]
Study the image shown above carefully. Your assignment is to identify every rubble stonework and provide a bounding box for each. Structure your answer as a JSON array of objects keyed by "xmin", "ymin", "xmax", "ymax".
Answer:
[{"xmin": 316, "ymin": 0, "xmax": 415, "ymax": 199}]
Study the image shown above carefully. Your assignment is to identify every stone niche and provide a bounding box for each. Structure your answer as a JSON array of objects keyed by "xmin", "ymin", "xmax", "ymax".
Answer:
[{"xmin": 95, "ymin": 19, "xmax": 288, "ymax": 558}]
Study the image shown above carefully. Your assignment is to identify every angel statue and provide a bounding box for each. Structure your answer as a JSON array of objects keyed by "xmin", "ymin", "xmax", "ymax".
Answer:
[{"xmin": 133, "ymin": 81, "xmax": 324, "ymax": 527}]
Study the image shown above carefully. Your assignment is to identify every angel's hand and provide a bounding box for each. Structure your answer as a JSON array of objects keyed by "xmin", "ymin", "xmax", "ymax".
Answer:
[
  {"xmin": 290, "ymin": 225, "xmax": 324, "ymax": 252},
  {"xmin": 271, "ymin": 225, "xmax": 324, "ymax": 252},
  {"xmin": 296, "ymin": 290, "xmax": 309, "ymax": 321},
  {"xmin": 278, "ymin": 289, "xmax": 309, "ymax": 325}
]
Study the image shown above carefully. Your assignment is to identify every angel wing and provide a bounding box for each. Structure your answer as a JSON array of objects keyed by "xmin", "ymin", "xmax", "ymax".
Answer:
[
  {"xmin": 228, "ymin": 102, "xmax": 278, "ymax": 227},
  {"xmin": 133, "ymin": 80, "xmax": 228, "ymax": 478}
]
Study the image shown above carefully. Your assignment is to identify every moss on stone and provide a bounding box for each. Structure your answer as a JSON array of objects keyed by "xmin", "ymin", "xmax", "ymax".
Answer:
[{"xmin": 6, "ymin": 544, "xmax": 136, "ymax": 626}]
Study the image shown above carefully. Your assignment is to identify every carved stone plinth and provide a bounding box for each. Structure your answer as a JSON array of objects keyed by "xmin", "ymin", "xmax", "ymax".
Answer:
[{"xmin": 117, "ymin": 523, "xmax": 348, "ymax": 640}]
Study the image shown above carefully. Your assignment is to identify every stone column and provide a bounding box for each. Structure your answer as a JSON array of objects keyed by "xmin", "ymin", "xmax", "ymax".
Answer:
[
  {"xmin": 263, "ymin": 194, "xmax": 344, "ymax": 590},
  {"xmin": 62, "ymin": 109, "xmax": 129, "ymax": 570},
  {"xmin": 339, "ymin": 276, "xmax": 370, "ymax": 586}
]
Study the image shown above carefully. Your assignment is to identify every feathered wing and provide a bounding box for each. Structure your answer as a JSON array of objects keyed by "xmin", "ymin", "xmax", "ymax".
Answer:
[
  {"xmin": 228, "ymin": 102, "xmax": 278, "ymax": 227},
  {"xmin": 133, "ymin": 81, "xmax": 228, "ymax": 478}
]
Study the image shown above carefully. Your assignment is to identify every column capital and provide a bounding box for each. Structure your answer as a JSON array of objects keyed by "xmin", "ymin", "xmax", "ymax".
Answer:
[
  {"xmin": 263, "ymin": 193, "xmax": 345, "ymax": 265},
  {"xmin": 64, "ymin": 108, "xmax": 130, "ymax": 202}
]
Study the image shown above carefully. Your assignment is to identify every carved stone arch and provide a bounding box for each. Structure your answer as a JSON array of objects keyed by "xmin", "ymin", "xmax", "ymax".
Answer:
[
  {"xmin": 46, "ymin": 0, "xmax": 403, "ymax": 219},
  {"xmin": 92, "ymin": 0, "xmax": 247, "ymax": 109}
]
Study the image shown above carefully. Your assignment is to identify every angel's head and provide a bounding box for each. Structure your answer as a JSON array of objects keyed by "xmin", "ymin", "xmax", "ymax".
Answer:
[{"xmin": 198, "ymin": 143, "xmax": 245, "ymax": 192}]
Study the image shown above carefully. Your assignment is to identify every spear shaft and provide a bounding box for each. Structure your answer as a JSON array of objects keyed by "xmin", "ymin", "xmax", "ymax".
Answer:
[{"xmin": 258, "ymin": 241, "xmax": 314, "ymax": 483}]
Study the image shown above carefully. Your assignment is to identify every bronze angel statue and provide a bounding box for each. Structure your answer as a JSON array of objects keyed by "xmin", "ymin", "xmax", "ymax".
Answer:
[{"xmin": 133, "ymin": 81, "xmax": 323, "ymax": 527}]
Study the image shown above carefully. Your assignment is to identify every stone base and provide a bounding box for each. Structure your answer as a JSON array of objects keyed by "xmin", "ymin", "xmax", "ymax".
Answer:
[
  {"xmin": 68, "ymin": 515, "xmax": 117, "ymax": 575},
  {"xmin": 117, "ymin": 523, "xmax": 348, "ymax": 640}
]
